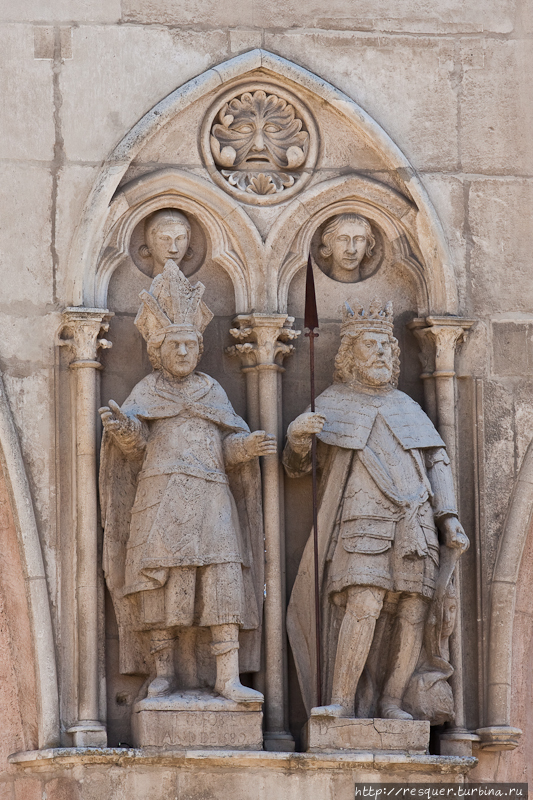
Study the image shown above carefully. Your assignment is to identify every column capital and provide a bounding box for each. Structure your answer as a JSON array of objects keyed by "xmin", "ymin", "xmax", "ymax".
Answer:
[
  {"xmin": 59, "ymin": 308, "xmax": 113, "ymax": 364},
  {"xmin": 227, "ymin": 313, "xmax": 300, "ymax": 368},
  {"xmin": 409, "ymin": 316, "xmax": 475, "ymax": 374}
]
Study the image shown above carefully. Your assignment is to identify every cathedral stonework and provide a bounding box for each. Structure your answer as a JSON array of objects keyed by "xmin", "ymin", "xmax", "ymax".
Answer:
[
  {"xmin": 202, "ymin": 83, "xmax": 318, "ymax": 204},
  {"xmin": 0, "ymin": 6, "xmax": 530, "ymax": 798}
]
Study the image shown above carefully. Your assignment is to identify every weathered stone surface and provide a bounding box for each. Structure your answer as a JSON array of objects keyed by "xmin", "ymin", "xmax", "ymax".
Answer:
[
  {"xmin": 263, "ymin": 32, "xmax": 459, "ymax": 170},
  {"xmin": 0, "ymin": 164, "xmax": 53, "ymax": 306},
  {"xmin": 461, "ymin": 40, "xmax": 533, "ymax": 175},
  {"xmin": 469, "ymin": 179, "xmax": 533, "ymax": 316},
  {"xmin": 0, "ymin": 0, "xmax": 120, "ymax": 22},
  {"xmin": 303, "ymin": 716, "xmax": 430, "ymax": 753},
  {"xmin": 132, "ymin": 692, "xmax": 263, "ymax": 749},
  {"xmin": 121, "ymin": 0, "xmax": 513, "ymax": 33},
  {"xmin": 0, "ymin": 0, "xmax": 532, "ymax": 788},
  {"xmin": 60, "ymin": 27, "xmax": 228, "ymax": 161},
  {"xmin": 0, "ymin": 25, "xmax": 54, "ymax": 160}
]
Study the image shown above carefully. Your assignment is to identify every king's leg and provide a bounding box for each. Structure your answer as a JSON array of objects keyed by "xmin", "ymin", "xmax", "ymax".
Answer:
[
  {"xmin": 380, "ymin": 593, "xmax": 428, "ymax": 720},
  {"xmin": 212, "ymin": 623, "xmax": 263, "ymax": 703},
  {"xmin": 147, "ymin": 628, "xmax": 178, "ymax": 698},
  {"xmin": 314, "ymin": 586, "xmax": 385, "ymax": 718}
]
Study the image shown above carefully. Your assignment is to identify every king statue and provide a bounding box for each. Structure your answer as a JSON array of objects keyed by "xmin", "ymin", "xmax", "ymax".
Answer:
[
  {"xmin": 284, "ymin": 299, "xmax": 469, "ymax": 722},
  {"xmin": 99, "ymin": 219, "xmax": 274, "ymax": 705}
]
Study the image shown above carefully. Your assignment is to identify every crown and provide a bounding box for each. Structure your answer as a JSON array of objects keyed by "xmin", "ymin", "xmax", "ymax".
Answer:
[
  {"xmin": 134, "ymin": 260, "xmax": 214, "ymax": 345},
  {"xmin": 341, "ymin": 298, "xmax": 394, "ymax": 337}
]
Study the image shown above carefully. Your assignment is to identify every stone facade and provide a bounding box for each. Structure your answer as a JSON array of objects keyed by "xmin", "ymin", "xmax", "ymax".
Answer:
[{"xmin": 0, "ymin": 0, "xmax": 532, "ymax": 796}]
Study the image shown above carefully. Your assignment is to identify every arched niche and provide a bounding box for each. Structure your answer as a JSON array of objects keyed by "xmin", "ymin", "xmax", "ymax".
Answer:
[
  {"xmin": 0, "ymin": 378, "xmax": 59, "ymax": 750},
  {"xmin": 95, "ymin": 169, "xmax": 264, "ymax": 313},
  {"xmin": 62, "ymin": 48, "xmax": 463, "ymax": 745},
  {"xmin": 271, "ymin": 174, "xmax": 428, "ymax": 315}
]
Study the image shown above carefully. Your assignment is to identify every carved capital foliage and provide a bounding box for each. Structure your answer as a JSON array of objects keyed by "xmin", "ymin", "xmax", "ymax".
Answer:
[
  {"xmin": 411, "ymin": 326, "xmax": 436, "ymax": 376},
  {"xmin": 59, "ymin": 308, "xmax": 113, "ymax": 363},
  {"xmin": 227, "ymin": 314, "xmax": 300, "ymax": 367},
  {"xmin": 409, "ymin": 317, "xmax": 475, "ymax": 376}
]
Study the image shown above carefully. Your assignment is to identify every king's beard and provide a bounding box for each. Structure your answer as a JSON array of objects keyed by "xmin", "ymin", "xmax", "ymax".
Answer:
[{"xmin": 351, "ymin": 361, "xmax": 393, "ymax": 388}]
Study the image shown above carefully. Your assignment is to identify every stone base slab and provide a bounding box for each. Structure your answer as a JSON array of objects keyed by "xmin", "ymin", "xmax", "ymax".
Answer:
[
  {"xmin": 132, "ymin": 691, "xmax": 263, "ymax": 750},
  {"xmin": 303, "ymin": 715, "xmax": 430, "ymax": 753},
  {"xmin": 7, "ymin": 747, "xmax": 477, "ymax": 800}
]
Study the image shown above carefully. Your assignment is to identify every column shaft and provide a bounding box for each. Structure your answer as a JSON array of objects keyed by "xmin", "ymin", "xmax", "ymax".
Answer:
[{"xmin": 60, "ymin": 308, "xmax": 111, "ymax": 748}]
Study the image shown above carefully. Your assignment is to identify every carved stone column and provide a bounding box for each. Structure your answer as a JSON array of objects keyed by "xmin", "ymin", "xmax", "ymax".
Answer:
[
  {"xmin": 411, "ymin": 316, "xmax": 475, "ymax": 756},
  {"xmin": 408, "ymin": 320, "xmax": 437, "ymax": 426},
  {"xmin": 228, "ymin": 314, "xmax": 299, "ymax": 751},
  {"xmin": 59, "ymin": 308, "xmax": 112, "ymax": 747}
]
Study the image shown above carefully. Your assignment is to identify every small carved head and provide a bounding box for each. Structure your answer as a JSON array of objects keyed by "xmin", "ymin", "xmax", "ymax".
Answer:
[
  {"xmin": 139, "ymin": 209, "xmax": 192, "ymax": 276},
  {"xmin": 320, "ymin": 214, "xmax": 375, "ymax": 277},
  {"xmin": 210, "ymin": 90, "xmax": 308, "ymax": 172},
  {"xmin": 441, "ymin": 579, "xmax": 457, "ymax": 640}
]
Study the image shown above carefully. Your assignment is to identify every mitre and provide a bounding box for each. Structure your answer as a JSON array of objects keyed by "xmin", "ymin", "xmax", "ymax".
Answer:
[
  {"xmin": 340, "ymin": 298, "xmax": 394, "ymax": 337},
  {"xmin": 134, "ymin": 260, "xmax": 214, "ymax": 345}
]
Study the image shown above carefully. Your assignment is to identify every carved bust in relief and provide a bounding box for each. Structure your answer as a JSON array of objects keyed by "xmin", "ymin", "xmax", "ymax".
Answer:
[
  {"xmin": 139, "ymin": 209, "xmax": 193, "ymax": 277},
  {"xmin": 318, "ymin": 213, "xmax": 376, "ymax": 283},
  {"xmin": 203, "ymin": 85, "xmax": 317, "ymax": 204}
]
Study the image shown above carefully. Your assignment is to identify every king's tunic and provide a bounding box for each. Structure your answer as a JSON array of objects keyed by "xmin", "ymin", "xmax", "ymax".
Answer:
[{"xmin": 284, "ymin": 382, "xmax": 459, "ymax": 713}]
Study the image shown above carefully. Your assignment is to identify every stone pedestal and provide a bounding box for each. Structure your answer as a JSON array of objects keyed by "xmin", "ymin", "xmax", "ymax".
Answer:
[
  {"xmin": 131, "ymin": 691, "xmax": 263, "ymax": 750},
  {"xmin": 303, "ymin": 714, "xmax": 430, "ymax": 754}
]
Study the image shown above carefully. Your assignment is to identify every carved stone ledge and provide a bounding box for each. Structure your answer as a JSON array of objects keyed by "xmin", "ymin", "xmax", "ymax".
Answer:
[
  {"xmin": 8, "ymin": 748, "xmax": 478, "ymax": 773},
  {"xmin": 475, "ymin": 726, "xmax": 522, "ymax": 751}
]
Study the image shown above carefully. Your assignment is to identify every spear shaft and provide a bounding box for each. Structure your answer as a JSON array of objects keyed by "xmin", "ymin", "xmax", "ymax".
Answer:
[{"xmin": 304, "ymin": 254, "xmax": 322, "ymax": 707}]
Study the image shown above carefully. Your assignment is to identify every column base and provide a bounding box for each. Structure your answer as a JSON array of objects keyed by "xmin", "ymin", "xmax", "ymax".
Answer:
[
  {"xmin": 67, "ymin": 721, "xmax": 107, "ymax": 748},
  {"xmin": 132, "ymin": 690, "xmax": 263, "ymax": 750},
  {"xmin": 303, "ymin": 713, "xmax": 429, "ymax": 754},
  {"xmin": 263, "ymin": 731, "xmax": 295, "ymax": 752},
  {"xmin": 440, "ymin": 731, "xmax": 480, "ymax": 757},
  {"xmin": 475, "ymin": 726, "xmax": 522, "ymax": 751}
]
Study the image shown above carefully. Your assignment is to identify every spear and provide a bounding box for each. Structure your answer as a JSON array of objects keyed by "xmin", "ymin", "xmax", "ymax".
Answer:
[{"xmin": 304, "ymin": 253, "xmax": 322, "ymax": 707}]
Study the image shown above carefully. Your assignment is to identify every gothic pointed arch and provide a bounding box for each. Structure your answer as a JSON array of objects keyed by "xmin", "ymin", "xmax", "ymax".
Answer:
[{"xmin": 66, "ymin": 49, "xmax": 459, "ymax": 316}]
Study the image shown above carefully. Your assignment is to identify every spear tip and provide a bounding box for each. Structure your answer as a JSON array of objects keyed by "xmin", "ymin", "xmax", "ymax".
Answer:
[{"xmin": 304, "ymin": 254, "xmax": 319, "ymax": 331}]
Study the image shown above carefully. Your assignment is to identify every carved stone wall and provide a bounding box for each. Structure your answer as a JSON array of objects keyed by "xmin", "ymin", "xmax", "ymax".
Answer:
[{"xmin": 0, "ymin": 0, "xmax": 532, "ymax": 795}]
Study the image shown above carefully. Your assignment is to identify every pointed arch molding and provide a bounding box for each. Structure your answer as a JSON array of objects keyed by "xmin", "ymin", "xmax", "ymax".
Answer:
[
  {"xmin": 480, "ymin": 439, "xmax": 533, "ymax": 750},
  {"xmin": 0, "ymin": 378, "xmax": 59, "ymax": 749},
  {"xmin": 67, "ymin": 49, "xmax": 458, "ymax": 315}
]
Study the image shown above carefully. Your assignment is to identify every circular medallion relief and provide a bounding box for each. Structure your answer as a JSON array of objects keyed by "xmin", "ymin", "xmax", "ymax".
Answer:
[
  {"xmin": 201, "ymin": 82, "xmax": 318, "ymax": 206},
  {"xmin": 311, "ymin": 213, "xmax": 384, "ymax": 283}
]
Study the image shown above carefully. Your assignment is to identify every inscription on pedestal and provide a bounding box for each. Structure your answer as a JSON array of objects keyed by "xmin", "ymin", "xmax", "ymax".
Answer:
[{"xmin": 132, "ymin": 692, "xmax": 263, "ymax": 750}]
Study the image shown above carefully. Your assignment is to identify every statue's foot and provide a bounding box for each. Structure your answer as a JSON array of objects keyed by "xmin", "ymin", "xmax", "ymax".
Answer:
[
  {"xmin": 216, "ymin": 679, "xmax": 264, "ymax": 704},
  {"xmin": 311, "ymin": 704, "xmax": 352, "ymax": 718},
  {"xmin": 380, "ymin": 701, "xmax": 413, "ymax": 721},
  {"xmin": 146, "ymin": 676, "xmax": 175, "ymax": 698}
]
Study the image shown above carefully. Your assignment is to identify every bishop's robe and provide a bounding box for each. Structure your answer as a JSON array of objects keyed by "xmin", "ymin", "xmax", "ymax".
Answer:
[
  {"xmin": 100, "ymin": 370, "xmax": 263, "ymax": 677},
  {"xmin": 283, "ymin": 382, "xmax": 459, "ymax": 715}
]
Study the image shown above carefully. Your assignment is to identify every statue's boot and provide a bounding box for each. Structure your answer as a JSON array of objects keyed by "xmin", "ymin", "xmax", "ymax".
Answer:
[
  {"xmin": 147, "ymin": 629, "xmax": 178, "ymax": 697},
  {"xmin": 325, "ymin": 587, "xmax": 385, "ymax": 718},
  {"xmin": 212, "ymin": 623, "xmax": 264, "ymax": 703},
  {"xmin": 380, "ymin": 594, "xmax": 427, "ymax": 720}
]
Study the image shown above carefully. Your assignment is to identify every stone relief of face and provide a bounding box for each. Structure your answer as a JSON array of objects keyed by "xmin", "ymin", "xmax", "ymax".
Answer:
[
  {"xmin": 142, "ymin": 210, "xmax": 191, "ymax": 277},
  {"xmin": 320, "ymin": 214, "xmax": 375, "ymax": 279},
  {"xmin": 351, "ymin": 331, "xmax": 393, "ymax": 387},
  {"xmin": 210, "ymin": 90, "xmax": 308, "ymax": 172},
  {"xmin": 159, "ymin": 330, "xmax": 200, "ymax": 379},
  {"xmin": 441, "ymin": 590, "xmax": 458, "ymax": 640}
]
